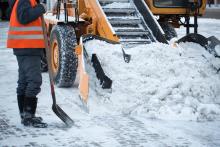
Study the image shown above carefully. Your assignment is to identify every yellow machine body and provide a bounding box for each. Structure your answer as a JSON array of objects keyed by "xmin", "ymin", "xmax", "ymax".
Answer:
[{"xmin": 145, "ymin": 0, "xmax": 206, "ymax": 16}]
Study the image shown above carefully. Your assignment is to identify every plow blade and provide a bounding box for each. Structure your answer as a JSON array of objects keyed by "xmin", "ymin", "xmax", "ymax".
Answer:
[
  {"xmin": 77, "ymin": 35, "xmax": 131, "ymax": 111},
  {"xmin": 177, "ymin": 33, "xmax": 220, "ymax": 72},
  {"xmin": 91, "ymin": 54, "xmax": 112, "ymax": 89},
  {"xmin": 207, "ymin": 36, "xmax": 220, "ymax": 58},
  {"xmin": 177, "ymin": 33, "xmax": 220, "ymax": 57},
  {"xmin": 76, "ymin": 44, "xmax": 90, "ymax": 113},
  {"xmin": 177, "ymin": 33, "xmax": 208, "ymax": 48}
]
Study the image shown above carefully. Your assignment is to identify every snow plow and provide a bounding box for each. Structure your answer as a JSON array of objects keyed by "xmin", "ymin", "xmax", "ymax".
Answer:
[
  {"xmin": 43, "ymin": 0, "xmax": 167, "ymax": 107},
  {"xmin": 43, "ymin": 0, "xmax": 220, "ymax": 111}
]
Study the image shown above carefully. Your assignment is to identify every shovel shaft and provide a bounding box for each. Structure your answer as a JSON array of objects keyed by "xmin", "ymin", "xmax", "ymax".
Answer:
[
  {"xmin": 41, "ymin": 15, "xmax": 74, "ymax": 126},
  {"xmin": 41, "ymin": 16, "xmax": 57, "ymax": 104}
]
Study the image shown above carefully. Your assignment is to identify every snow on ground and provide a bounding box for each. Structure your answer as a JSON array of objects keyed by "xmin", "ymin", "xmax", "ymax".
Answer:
[
  {"xmin": 0, "ymin": 18, "xmax": 220, "ymax": 146},
  {"xmin": 206, "ymin": 5, "xmax": 220, "ymax": 9},
  {"xmin": 176, "ymin": 18, "xmax": 220, "ymax": 39}
]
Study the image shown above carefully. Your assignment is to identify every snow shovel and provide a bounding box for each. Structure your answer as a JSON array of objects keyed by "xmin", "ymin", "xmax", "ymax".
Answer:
[{"xmin": 41, "ymin": 16, "xmax": 74, "ymax": 127}]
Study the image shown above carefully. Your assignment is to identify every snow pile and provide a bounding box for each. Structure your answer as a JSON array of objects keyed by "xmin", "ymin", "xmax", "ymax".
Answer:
[
  {"xmin": 215, "ymin": 45, "xmax": 220, "ymax": 56},
  {"xmin": 84, "ymin": 40, "xmax": 220, "ymax": 121}
]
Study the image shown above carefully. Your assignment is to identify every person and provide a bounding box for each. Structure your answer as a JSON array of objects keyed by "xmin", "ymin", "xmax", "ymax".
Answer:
[{"xmin": 7, "ymin": 0, "xmax": 48, "ymax": 128}]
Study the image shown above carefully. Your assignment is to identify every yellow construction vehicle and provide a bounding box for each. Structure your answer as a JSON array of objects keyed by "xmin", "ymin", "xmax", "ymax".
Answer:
[
  {"xmin": 145, "ymin": 0, "xmax": 207, "ymax": 39},
  {"xmin": 43, "ymin": 0, "xmax": 219, "ymax": 110}
]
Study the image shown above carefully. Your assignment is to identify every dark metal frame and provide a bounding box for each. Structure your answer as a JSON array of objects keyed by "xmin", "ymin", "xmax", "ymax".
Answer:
[
  {"xmin": 133, "ymin": 0, "xmax": 168, "ymax": 44},
  {"xmin": 153, "ymin": 0, "xmax": 203, "ymax": 8}
]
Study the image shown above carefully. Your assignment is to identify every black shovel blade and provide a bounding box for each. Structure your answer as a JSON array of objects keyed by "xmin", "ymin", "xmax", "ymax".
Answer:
[{"xmin": 52, "ymin": 104, "xmax": 74, "ymax": 127}]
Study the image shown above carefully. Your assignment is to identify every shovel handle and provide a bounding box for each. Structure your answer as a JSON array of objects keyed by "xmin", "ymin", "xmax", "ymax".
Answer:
[{"xmin": 41, "ymin": 16, "xmax": 57, "ymax": 104}]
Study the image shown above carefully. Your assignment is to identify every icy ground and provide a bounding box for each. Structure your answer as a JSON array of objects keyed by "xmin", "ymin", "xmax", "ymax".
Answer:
[
  {"xmin": 0, "ymin": 18, "xmax": 220, "ymax": 146},
  {"xmin": 206, "ymin": 4, "xmax": 220, "ymax": 9}
]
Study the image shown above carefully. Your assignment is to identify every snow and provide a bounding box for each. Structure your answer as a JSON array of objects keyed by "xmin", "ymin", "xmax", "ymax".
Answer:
[
  {"xmin": 1, "ymin": 18, "xmax": 220, "ymax": 146},
  {"xmin": 206, "ymin": 5, "xmax": 220, "ymax": 9},
  {"xmin": 84, "ymin": 40, "xmax": 220, "ymax": 121},
  {"xmin": 103, "ymin": 2, "xmax": 131, "ymax": 8},
  {"xmin": 44, "ymin": 12, "xmax": 84, "ymax": 22},
  {"xmin": 176, "ymin": 18, "xmax": 220, "ymax": 39},
  {"xmin": 215, "ymin": 45, "xmax": 220, "ymax": 56}
]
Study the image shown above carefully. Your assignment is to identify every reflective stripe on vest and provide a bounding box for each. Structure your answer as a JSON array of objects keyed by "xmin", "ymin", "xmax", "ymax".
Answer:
[
  {"xmin": 8, "ymin": 34, "xmax": 44, "ymax": 39},
  {"xmin": 9, "ymin": 26, "xmax": 43, "ymax": 31},
  {"xmin": 8, "ymin": 26, "xmax": 44, "ymax": 39}
]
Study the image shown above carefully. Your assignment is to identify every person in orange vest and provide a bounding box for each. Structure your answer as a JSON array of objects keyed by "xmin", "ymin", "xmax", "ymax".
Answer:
[{"xmin": 7, "ymin": 0, "xmax": 48, "ymax": 128}]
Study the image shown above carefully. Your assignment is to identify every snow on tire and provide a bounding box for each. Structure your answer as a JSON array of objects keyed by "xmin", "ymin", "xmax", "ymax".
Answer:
[{"xmin": 50, "ymin": 25, "xmax": 78, "ymax": 87}]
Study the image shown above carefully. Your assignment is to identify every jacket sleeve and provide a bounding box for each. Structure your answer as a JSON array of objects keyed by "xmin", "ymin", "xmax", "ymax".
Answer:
[
  {"xmin": 7, "ymin": 0, "xmax": 16, "ymax": 18},
  {"xmin": 8, "ymin": 0, "xmax": 16, "ymax": 8},
  {"xmin": 16, "ymin": 0, "xmax": 46, "ymax": 25}
]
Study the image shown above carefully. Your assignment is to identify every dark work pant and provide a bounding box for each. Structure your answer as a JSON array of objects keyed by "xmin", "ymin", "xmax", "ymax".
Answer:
[{"xmin": 16, "ymin": 55, "xmax": 42, "ymax": 97}]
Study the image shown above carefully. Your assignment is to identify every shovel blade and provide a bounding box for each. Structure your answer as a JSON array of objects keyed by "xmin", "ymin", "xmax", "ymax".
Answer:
[{"xmin": 52, "ymin": 104, "xmax": 74, "ymax": 127}]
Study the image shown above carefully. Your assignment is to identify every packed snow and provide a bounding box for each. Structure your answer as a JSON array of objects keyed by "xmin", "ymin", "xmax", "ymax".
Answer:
[
  {"xmin": 84, "ymin": 39, "xmax": 220, "ymax": 122},
  {"xmin": 0, "ymin": 17, "xmax": 220, "ymax": 146},
  {"xmin": 103, "ymin": 2, "xmax": 131, "ymax": 8}
]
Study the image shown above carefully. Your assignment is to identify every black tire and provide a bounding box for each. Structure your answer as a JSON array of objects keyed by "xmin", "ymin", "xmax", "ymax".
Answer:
[
  {"xmin": 50, "ymin": 25, "xmax": 78, "ymax": 87},
  {"xmin": 160, "ymin": 22, "xmax": 177, "ymax": 41}
]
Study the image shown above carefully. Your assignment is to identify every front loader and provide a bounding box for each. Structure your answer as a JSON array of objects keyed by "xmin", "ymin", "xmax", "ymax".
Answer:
[
  {"xmin": 43, "ymin": 0, "xmax": 220, "ymax": 114},
  {"xmin": 43, "ymin": 0, "xmax": 168, "ymax": 109}
]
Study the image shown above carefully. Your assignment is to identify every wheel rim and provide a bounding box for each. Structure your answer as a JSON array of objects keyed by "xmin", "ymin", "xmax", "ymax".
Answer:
[{"xmin": 51, "ymin": 39, "xmax": 59, "ymax": 75}]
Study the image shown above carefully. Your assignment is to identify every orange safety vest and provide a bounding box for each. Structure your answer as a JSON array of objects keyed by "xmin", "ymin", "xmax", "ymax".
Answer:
[{"xmin": 7, "ymin": 0, "xmax": 45, "ymax": 48}]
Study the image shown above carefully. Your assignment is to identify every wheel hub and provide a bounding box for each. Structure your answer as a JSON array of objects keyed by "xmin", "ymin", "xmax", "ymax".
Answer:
[{"xmin": 51, "ymin": 40, "xmax": 59, "ymax": 74}]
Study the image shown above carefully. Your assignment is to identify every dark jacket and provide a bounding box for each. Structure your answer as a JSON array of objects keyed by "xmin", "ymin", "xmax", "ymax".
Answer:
[
  {"xmin": 10, "ymin": 0, "xmax": 46, "ymax": 56},
  {"xmin": 8, "ymin": 0, "xmax": 45, "ymax": 24}
]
